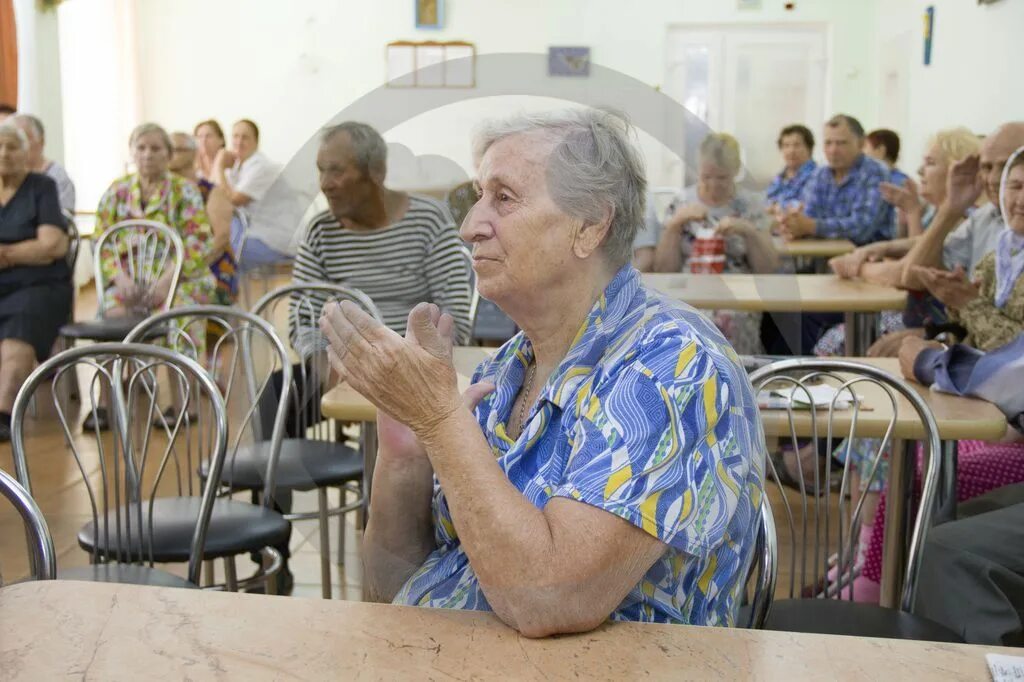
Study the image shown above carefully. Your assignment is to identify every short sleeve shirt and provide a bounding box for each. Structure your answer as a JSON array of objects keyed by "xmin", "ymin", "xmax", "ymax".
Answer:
[
  {"xmin": 942, "ymin": 203, "xmax": 1003, "ymax": 277},
  {"xmin": 393, "ymin": 265, "xmax": 767, "ymax": 627}
]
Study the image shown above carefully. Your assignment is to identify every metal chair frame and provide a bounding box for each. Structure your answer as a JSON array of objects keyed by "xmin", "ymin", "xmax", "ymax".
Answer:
[
  {"xmin": 124, "ymin": 306, "xmax": 294, "ymax": 592},
  {"xmin": 90, "ymin": 219, "xmax": 185, "ymax": 317},
  {"xmin": 234, "ymin": 210, "xmax": 293, "ymax": 308},
  {"xmin": 744, "ymin": 497, "xmax": 778, "ymax": 628},
  {"xmin": 251, "ymin": 283, "xmax": 384, "ymax": 597},
  {"xmin": 10, "ymin": 343, "xmax": 228, "ymax": 586},
  {"xmin": 749, "ymin": 358, "xmax": 943, "ymax": 613},
  {"xmin": 0, "ymin": 468, "xmax": 56, "ymax": 582}
]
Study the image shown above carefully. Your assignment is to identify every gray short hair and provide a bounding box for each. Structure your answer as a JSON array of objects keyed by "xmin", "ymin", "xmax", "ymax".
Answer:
[
  {"xmin": 170, "ymin": 131, "xmax": 197, "ymax": 151},
  {"xmin": 699, "ymin": 133, "xmax": 742, "ymax": 176},
  {"xmin": 472, "ymin": 108, "xmax": 647, "ymax": 267},
  {"xmin": 322, "ymin": 121, "xmax": 388, "ymax": 179},
  {"xmin": 0, "ymin": 122, "xmax": 29, "ymax": 150},
  {"xmin": 129, "ymin": 122, "xmax": 173, "ymax": 154},
  {"xmin": 11, "ymin": 113, "xmax": 44, "ymax": 142}
]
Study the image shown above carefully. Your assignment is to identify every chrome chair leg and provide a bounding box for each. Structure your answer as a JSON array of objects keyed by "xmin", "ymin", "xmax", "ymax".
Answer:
[
  {"xmin": 337, "ymin": 486, "xmax": 346, "ymax": 567},
  {"xmin": 224, "ymin": 556, "xmax": 238, "ymax": 592},
  {"xmin": 318, "ymin": 487, "xmax": 332, "ymax": 599}
]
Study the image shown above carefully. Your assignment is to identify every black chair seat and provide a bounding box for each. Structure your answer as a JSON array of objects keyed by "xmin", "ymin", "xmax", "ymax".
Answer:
[
  {"xmin": 59, "ymin": 563, "xmax": 197, "ymax": 589},
  {"xmin": 60, "ymin": 317, "xmax": 169, "ymax": 342},
  {"xmin": 202, "ymin": 439, "xmax": 363, "ymax": 492},
  {"xmin": 77, "ymin": 497, "xmax": 291, "ymax": 562},
  {"xmin": 755, "ymin": 599, "xmax": 963, "ymax": 642}
]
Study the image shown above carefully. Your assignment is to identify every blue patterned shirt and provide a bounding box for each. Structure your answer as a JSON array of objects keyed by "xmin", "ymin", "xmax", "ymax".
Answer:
[
  {"xmin": 393, "ymin": 265, "xmax": 766, "ymax": 627},
  {"xmin": 765, "ymin": 159, "xmax": 817, "ymax": 207},
  {"xmin": 799, "ymin": 154, "xmax": 895, "ymax": 245}
]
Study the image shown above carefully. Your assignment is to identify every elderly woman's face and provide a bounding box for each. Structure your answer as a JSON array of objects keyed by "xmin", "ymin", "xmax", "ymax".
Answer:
[
  {"xmin": 917, "ymin": 142, "xmax": 949, "ymax": 206},
  {"xmin": 132, "ymin": 131, "xmax": 170, "ymax": 178},
  {"xmin": 0, "ymin": 133, "xmax": 27, "ymax": 176},
  {"xmin": 697, "ymin": 160, "xmax": 734, "ymax": 207},
  {"xmin": 461, "ymin": 132, "xmax": 579, "ymax": 305},
  {"xmin": 1004, "ymin": 163, "xmax": 1024, "ymax": 234}
]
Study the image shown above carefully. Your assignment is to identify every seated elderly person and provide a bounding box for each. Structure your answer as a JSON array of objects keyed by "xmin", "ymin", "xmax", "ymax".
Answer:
[
  {"xmin": 633, "ymin": 132, "xmax": 778, "ymax": 354},
  {"xmin": 291, "ymin": 121, "xmax": 472, "ymax": 353},
  {"xmin": 765, "ymin": 124, "xmax": 817, "ymax": 209},
  {"xmin": 85, "ymin": 123, "xmax": 216, "ymax": 431},
  {"xmin": 0, "ymin": 123, "xmax": 71, "ymax": 441},
  {"xmin": 11, "ymin": 114, "xmax": 75, "ymax": 212},
  {"xmin": 320, "ymin": 109, "xmax": 766, "ymax": 635}
]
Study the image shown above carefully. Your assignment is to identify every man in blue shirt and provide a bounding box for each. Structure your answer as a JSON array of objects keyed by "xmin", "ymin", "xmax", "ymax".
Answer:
[
  {"xmin": 778, "ymin": 114, "xmax": 894, "ymax": 246},
  {"xmin": 765, "ymin": 124, "xmax": 817, "ymax": 208}
]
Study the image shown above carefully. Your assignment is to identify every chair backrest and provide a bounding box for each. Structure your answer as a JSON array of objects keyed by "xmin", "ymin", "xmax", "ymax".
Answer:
[
  {"xmin": 10, "ymin": 343, "xmax": 228, "ymax": 585},
  {"xmin": 92, "ymin": 220, "xmax": 185, "ymax": 315},
  {"xmin": 0, "ymin": 468, "xmax": 56, "ymax": 582},
  {"xmin": 456, "ymin": 246, "xmax": 518, "ymax": 345},
  {"xmin": 124, "ymin": 306, "xmax": 294, "ymax": 503},
  {"xmin": 251, "ymin": 283, "xmax": 382, "ymax": 440},
  {"xmin": 743, "ymin": 497, "xmax": 778, "ymax": 628},
  {"xmin": 62, "ymin": 209, "xmax": 81, "ymax": 271},
  {"xmin": 748, "ymin": 358, "xmax": 943, "ymax": 612}
]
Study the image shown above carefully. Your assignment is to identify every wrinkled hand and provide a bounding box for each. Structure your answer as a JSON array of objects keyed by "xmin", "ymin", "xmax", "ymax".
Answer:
[
  {"xmin": 867, "ymin": 327, "xmax": 925, "ymax": 358},
  {"xmin": 880, "ymin": 177, "xmax": 923, "ymax": 215},
  {"xmin": 143, "ymin": 274, "xmax": 173, "ymax": 309},
  {"xmin": 667, "ymin": 203, "xmax": 708, "ymax": 229},
  {"xmin": 898, "ymin": 335, "xmax": 944, "ymax": 381},
  {"xmin": 112, "ymin": 272, "xmax": 144, "ymax": 310},
  {"xmin": 779, "ymin": 208, "xmax": 816, "ymax": 240},
  {"xmin": 945, "ymin": 154, "xmax": 984, "ymax": 214},
  {"xmin": 374, "ymin": 308, "xmax": 494, "ymax": 462},
  {"xmin": 213, "ymin": 148, "xmax": 236, "ymax": 171},
  {"xmin": 829, "ymin": 250, "xmax": 869, "ymax": 279},
  {"xmin": 320, "ymin": 301, "xmax": 478, "ymax": 440},
  {"xmin": 715, "ymin": 216, "xmax": 753, "ymax": 238},
  {"xmin": 911, "ymin": 265, "xmax": 980, "ymax": 310}
]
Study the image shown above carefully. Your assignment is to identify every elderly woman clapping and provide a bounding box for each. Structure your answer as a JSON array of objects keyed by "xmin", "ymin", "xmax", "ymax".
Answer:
[
  {"xmin": 320, "ymin": 109, "xmax": 765, "ymax": 636},
  {"xmin": 0, "ymin": 123, "xmax": 71, "ymax": 441}
]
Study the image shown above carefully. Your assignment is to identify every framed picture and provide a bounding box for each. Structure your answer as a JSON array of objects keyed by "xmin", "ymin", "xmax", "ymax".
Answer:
[
  {"xmin": 387, "ymin": 41, "xmax": 476, "ymax": 88},
  {"xmin": 415, "ymin": 0, "xmax": 443, "ymax": 29},
  {"xmin": 548, "ymin": 47, "xmax": 590, "ymax": 77}
]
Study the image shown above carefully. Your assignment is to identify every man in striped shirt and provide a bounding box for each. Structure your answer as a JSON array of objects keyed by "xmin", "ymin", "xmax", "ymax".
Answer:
[{"xmin": 291, "ymin": 122, "xmax": 473, "ymax": 356}]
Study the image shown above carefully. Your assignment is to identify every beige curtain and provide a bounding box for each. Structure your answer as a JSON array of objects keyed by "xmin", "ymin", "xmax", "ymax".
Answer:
[{"xmin": 0, "ymin": 0, "xmax": 17, "ymax": 107}]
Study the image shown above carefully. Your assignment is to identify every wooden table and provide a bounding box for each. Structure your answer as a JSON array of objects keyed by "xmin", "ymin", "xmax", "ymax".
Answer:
[
  {"xmin": 757, "ymin": 357, "xmax": 1007, "ymax": 610},
  {"xmin": 778, "ymin": 238, "xmax": 856, "ymax": 259},
  {"xmin": 642, "ymin": 273, "xmax": 907, "ymax": 355},
  {"xmin": 1, "ymin": 581, "xmax": 1015, "ymax": 680}
]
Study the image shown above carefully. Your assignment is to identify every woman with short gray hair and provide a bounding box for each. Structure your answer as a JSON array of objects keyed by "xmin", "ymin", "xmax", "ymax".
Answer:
[
  {"xmin": 634, "ymin": 131, "xmax": 779, "ymax": 354},
  {"xmin": 320, "ymin": 108, "xmax": 765, "ymax": 635},
  {"xmin": 0, "ymin": 122, "xmax": 71, "ymax": 441}
]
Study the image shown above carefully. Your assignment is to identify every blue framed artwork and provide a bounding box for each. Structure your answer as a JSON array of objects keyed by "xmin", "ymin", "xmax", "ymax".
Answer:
[
  {"xmin": 548, "ymin": 47, "xmax": 590, "ymax": 77},
  {"xmin": 415, "ymin": 0, "xmax": 444, "ymax": 29}
]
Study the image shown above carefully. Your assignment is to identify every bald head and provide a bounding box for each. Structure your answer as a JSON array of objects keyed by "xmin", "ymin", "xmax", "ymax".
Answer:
[{"xmin": 981, "ymin": 122, "xmax": 1024, "ymax": 203}]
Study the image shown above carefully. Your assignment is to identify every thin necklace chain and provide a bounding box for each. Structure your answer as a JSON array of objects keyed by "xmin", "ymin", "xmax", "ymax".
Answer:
[{"xmin": 516, "ymin": 361, "xmax": 536, "ymax": 436}]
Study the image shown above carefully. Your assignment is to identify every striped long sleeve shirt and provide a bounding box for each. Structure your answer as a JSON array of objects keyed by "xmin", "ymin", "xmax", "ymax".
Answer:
[
  {"xmin": 799, "ymin": 154, "xmax": 895, "ymax": 245},
  {"xmin": 289, "ymin": 195, "xmax": 473, "ymax": 357}
]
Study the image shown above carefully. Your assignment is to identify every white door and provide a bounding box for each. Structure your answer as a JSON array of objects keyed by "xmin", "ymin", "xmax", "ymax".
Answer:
[{"xmin": 663, "ymin": 24, "xmax": 829, "ymax": 189}]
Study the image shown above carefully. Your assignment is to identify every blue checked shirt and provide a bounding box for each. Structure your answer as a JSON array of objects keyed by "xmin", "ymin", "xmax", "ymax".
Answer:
[
  {"xmin": 799, "ymin": 154, "xmax": 895, "ymax": 245},
  {"xmin": 393, "ymin": 265, "xmax": 766, "ymax": 627},
  {"xmin": 765, "ymin": 159, "xmax": 817, "ymax": 207}
]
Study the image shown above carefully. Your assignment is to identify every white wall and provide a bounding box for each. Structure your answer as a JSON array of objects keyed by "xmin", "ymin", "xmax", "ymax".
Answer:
[
  {"xmin": 875, "ymin": 0, "xmax": 1024, "ymax": 174},
  {"xmin": 61, "ymin": 0, "xmax": 885, "ymax": 209}
]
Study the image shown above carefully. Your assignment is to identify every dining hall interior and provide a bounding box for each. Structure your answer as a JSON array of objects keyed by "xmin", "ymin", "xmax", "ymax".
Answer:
[{"xmin": 2, "ymin": 0, "xmax": 1024, "ymax": 678}]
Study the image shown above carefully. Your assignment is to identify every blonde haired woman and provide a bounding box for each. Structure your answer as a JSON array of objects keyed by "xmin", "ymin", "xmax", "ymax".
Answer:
[{"xmin": 633, "ymin": 132, "xmax": 778, "ymax": 353}]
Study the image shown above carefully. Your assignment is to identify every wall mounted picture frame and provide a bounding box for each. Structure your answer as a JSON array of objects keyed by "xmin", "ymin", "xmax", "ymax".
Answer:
[
  {"xmin": 415, "ymin": 0, "xmax": 444, "ymax": 29},
  {"xmin": 548, "ymin": 46, "xmax": 591, "ymax": 77}
]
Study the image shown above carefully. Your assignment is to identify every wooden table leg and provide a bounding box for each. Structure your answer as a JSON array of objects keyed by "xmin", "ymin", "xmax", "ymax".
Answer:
[{"xmin": 879, "ymin": 439, "xmax": 914, "ymax": 608}]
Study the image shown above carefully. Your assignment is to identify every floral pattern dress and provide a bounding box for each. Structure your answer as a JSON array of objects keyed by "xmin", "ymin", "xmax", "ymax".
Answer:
[{"xmin": 94, "ymin": 172, "xmax": 217, "ymax": 355}]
